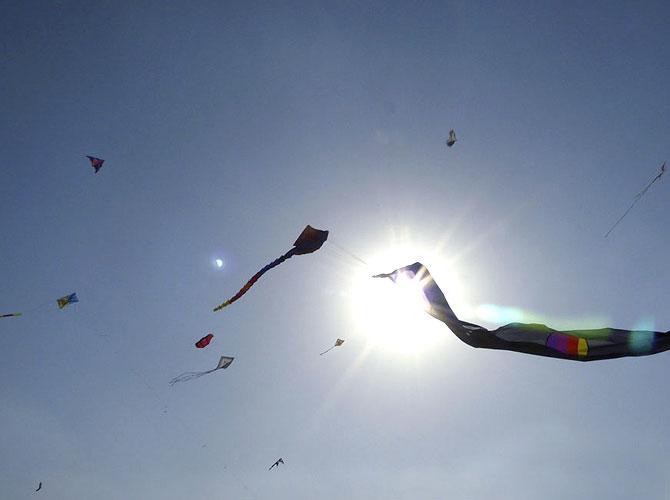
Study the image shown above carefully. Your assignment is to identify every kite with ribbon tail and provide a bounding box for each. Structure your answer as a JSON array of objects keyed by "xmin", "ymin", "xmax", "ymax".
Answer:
[
  {"xmin": 213, "ymin": 225, "xmax": 329, "ymax": 312},
  {"xmin": 169, "ymin": 355, "xmax": 234, "ymax": 385},
  {"xmin": 3, "ymin": 292, "xmax": 78, "ymax": 318},
  {"xmin": 374, "ymin": 262, "xmax": 670, "ymax": 362},
  {"xmin": 320, "ymin": 338, "xmax": 345, "ymax": 355}
]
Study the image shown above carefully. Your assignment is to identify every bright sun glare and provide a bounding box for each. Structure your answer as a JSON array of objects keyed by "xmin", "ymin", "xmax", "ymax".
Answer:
[{"xmin": 348, "ymin": 245, "xmax": 464, "ymax": 356}]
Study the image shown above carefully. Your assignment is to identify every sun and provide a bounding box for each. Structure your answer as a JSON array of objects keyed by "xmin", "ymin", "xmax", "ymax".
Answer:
[{"xmin": 347, "ymin": 246, "xmax": 465, "ymax": 356}]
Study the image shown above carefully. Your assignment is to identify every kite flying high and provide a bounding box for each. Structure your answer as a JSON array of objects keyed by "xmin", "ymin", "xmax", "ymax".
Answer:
[
  {"xmin": 213, "ymin": 225, "xmax": 328, "ymax": 312},
  {"xmin": 269, "ymin": 458, "xmax": 284, "ymax": 470},
  {"xmin": 86, "ymin": 156, "xmax": 105, "ymax": 173},
  {"xmin": 320, "ymin": 338, "xmax": 345, "ymax": 355},
  {"xmin": 56, "ymin": 293, "xmax": 78, "ymax": 309},
  {"xmin": 374, "ymin": 262, "xmax": 670, "ymax": 362},
  {"xmin": 195, "ymin": 333, "xmax": 214, "ymax": 348},
  {"xmin": 0, "ymin": 312, "xmax": 22, "ymax": 318},
  {"xmin": 169, "ymin": 355, "xmax": 234, "ymax": 385},
  {"xmin": 446, "ymin": 129, "xmax": 457, "ymax": 147}
]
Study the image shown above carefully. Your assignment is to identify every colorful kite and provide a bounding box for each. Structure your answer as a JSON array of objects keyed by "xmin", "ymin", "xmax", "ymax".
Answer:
[
  {"xmin": 57, "ymin": 293, "xmax": 78, "ymax": 309},
  {"xmin": 0, "ymin": 312, "xmax": 22, "ymax": 318},
  {"xmin": 195, "ymin": 333, "xmax": 214, "ymax": 348},
  {"xmin": 446, "ymin": 129, "xmax": 457, "ymax": 147},
  {"xmin": 169, "ymin": 355, "xmax": 234, "ymax": 385},
  {"xmin": 269, "ymin": 458, "xmax": 284, "ymax": 471},
  {"xmin": 374, "ymin": 262, "xmax": 670, "ymax": 361},
  {"xmin": 320, "ymin": 338, "xmax": 345, "ymax": 355},
  {"xmin": 86, "ymin": 156, "xmax": 105, "ymax": 173},
  {"xmin": 213, "ymin": 225, "xmax": 329, "ymax": 312},
  {"xmin": 605, "ymin": 162, "xmax": 666, "ymax": 237}
]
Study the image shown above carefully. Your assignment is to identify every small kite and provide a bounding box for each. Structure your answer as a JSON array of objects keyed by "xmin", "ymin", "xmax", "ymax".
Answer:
[
  {"xmin": 195, "ymin": 333, "xmax": 214, "ymax": 348},
  {"xmin": 0, "ymin": 312, "xmax": 22, "ymax": 318},
  {"xmin": 605, "ymin": 162, "xmax": 666, "ymax": 237},
  {"xmin": 35, "ymin": 482, "xmax": 42, "ymax": 492},
  {"xmin": 320, "ymin": 338, "xmax": 345, "ymax": 355},
  {"xmin": 269, "ymin": 458, "xmax": 284, "ymax": 470},
  {"xmin": 86, "ymin": 156, "xmax": 105, "ymax": 173},
  {"xmin": 374, "ymin": 262, "xmax": 670, "ymax": 361},
  {"xmin": 446, "ymin": 129, "xmax": 457, "ymax": 147},
  {"xmin": 169, "ymin": 355, "xmax": 234, "ymax": 385},
  {"xmin": 57, "ymin": 293, "xmax": 78, "ymax": 309},
  {"xmin": 213, "ymin": 225, "xmax": 329, "ymax": 312}
]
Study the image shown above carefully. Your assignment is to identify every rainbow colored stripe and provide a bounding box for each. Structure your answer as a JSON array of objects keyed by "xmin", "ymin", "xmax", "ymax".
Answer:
[{"xmin": 547, "ymin": 333, "xmax": 588, "ymax": 358}]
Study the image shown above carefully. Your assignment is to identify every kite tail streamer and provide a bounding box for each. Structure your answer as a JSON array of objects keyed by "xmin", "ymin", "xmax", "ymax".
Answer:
[
  {"xmin": 213, "ymin": 248, "xmax": 297, "ymax": 312},
  {"xmin": 319, "ymin": 346, "xmax": 335, "ymax": 356},
  {"xmin": 169, "ymin": 368, "xmax": 217, "ymax": 386}
]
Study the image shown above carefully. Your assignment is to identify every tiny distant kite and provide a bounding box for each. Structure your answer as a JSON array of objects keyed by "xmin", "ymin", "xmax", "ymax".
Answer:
[
  {"xmin": 169, "ymin": 355, "xmax": 234, "ymax": 385},
  {"xmin": 374, "ymin": 262, "xmax": 670, "ymax": 361},
  {"xmin": 269, "ymin": 458, "xmax": 284, "ymax": 470},
  {"xmin": 56, "ymin": 293, "xmax": 78, "ymax": 309},
  {"xmin": 446, "ymin": 129, "xmax": 457, "ymax": 147},
  {"xmin": 86, "ymin": 156, "xmax": 105, "ymax": 173},
  {"xmin": 195, "ymin": 333, "xmax": 214, "ymax": 348},
  {"xmin": 0, "ymin": 312, "xmax": 22, "ymax": 318},
  {"xmin": 35, "ymin": 482, "xmax": 42, "ymax": 492},
  {"xmin": 213, "ymin": 225, "xmax": 329, "ymax": 312},
  {"xmin": 320, "ymin": 338, "xmax": 345, "ymax": 355},
  {"xmin": 605, "ymin": 162, "xmax": 666, "ymax": 238}
]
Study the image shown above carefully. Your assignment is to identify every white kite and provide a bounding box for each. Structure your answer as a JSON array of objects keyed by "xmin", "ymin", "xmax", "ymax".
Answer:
[{"xmin": 169, "ymin": 356, "xmax": 234, "ymax": 385}]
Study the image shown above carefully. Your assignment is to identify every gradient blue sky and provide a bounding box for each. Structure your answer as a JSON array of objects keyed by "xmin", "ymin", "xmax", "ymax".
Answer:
[{"xmin": 2, "ymin": 1, "xmax": 669, "ymax": 499}]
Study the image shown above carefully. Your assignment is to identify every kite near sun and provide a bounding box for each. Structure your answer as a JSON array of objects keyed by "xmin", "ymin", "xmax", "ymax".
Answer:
[
  {"xmin": 213, "ymin": 225, "xmax": 328, "ymax": 312},
  {"xmin": 375, "ymin": 262, "xmax": 670, "ymax": 361}
]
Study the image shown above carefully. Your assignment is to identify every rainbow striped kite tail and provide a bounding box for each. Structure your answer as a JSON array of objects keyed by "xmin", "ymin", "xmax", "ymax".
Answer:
[{"xmin": 213, "ymin": 300, "xmax": 232, "ymax": 312}]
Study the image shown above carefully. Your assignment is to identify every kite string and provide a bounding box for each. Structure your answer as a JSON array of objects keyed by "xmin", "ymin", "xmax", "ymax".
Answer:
[
  {"xmin": 604, "ymin": 163, "xmax": 665, "ymax": 238},
  {"xmin": 328, "ymin": 240, "xmax": 368, "ymax": 266}
]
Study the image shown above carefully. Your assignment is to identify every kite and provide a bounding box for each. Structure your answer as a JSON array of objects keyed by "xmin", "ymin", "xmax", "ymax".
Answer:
[
  {"xmin": 605, "ymin": 162, "xmax": 666, "ymax": 237},
  {"xmin": 269, "ymin": 458, "xmax": 284, "ymax": 470},
  {"xmin": 169, "ymin": 355, "xmax": 234, "ymax": 385},
  {"xmin": 374, "ymin": 262, "xmax": 670, "ymax": 362},
  {"xmin": 320, "ymin": 338, "xmax": 345, "ymax": 355},
  {"xmin": 0, "ymin": 312, "xmax": 22, "ymax": 318},
  {"xmin": 35, "ymin": 482, "xmax": 42, "ymax": 492},
  {"xmin": 57, "ymin": 293, "xmax": 78, "ymax": 309},
  {"xmin": 446, "ymin": 129, "xmax": 457, "ymax": 147},
  {"xmin": 195, "ymin": 333, "xmax": 214, "ymax": 348},
  {"xmin": 86, "ymin": 156, "xmax": 105, "ymax": 173},
  {"xmin": 213, "ymin": 225, "xmax": 329, "ymax": 312}
]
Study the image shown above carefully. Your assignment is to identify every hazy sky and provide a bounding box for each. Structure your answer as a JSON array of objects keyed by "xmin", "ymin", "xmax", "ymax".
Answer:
[{"xmin": 1, "ymin": 1, "xmax": 669, "ymax": 499}]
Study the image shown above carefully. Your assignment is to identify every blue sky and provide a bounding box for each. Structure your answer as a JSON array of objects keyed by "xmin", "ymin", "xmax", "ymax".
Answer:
[{"xmin": 1, "ymin": 1, "xmax": 669, "ymax": 499}]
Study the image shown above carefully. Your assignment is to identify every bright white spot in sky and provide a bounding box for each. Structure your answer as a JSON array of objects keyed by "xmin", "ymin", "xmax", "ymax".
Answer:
[
  {"xmin": 348, "ymin": 244, "xmax": 462, "ymax": 356},
  {"xmin": 215, "ymin": 258, "xmax": 224, "ymax": 269}
]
